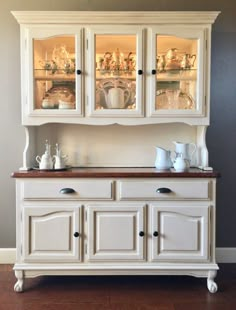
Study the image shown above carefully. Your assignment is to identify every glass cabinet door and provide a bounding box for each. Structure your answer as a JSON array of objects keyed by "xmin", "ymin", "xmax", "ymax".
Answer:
[
  {"xmin": 148, "ymin": 27, "xmax": 205, "ymax": 117},
  {"xmin": 27, "ymin": 27, "xmax": 82, "ymax": 117},
  {"xmin": 87, "ymin": 27, "xmax": 144, "ymax": 117}
]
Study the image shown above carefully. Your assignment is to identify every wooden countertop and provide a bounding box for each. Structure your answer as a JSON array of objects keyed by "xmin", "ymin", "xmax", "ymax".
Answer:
[{"xmin": 12, "ymin": 167, "xmax": 220, "ymax": 178}]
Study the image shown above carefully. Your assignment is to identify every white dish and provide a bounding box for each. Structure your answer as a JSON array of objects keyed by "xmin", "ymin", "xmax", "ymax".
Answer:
[{"xmin": 156, "ymin": 89, "xmax": 194, "ymax": 110}]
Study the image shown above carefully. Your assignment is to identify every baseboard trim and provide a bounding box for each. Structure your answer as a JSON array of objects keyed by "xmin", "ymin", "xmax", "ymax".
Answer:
[
  {"xmin": 1, "ymin": 248, "xmax": 236, "ymax": 264},
  {"xmin": 216, "ymin": 248, "xmax": 236, "ymax": 263}
]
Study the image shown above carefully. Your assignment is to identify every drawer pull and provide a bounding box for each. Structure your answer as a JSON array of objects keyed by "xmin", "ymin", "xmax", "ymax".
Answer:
[
  {"xmin": 73, "ymin": 232, "xmax": 80, "ymax": 238},
  {"xmin": 139, "ymin": 231, "xmax": 145, "ymax": 237},
  {"xmin": 156, "ymin": 187, "xmax": 172, "ymax": 194},
  {"xmin": 59, "ymin": 188, "xmax": 76, "ymax": 194},
  {"xmin": 153, "ymin": 231, "xmax": 159, "ymax": 237}
]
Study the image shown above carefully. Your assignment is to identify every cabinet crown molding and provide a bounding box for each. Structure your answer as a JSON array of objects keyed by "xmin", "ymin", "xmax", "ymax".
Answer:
[{"xmin": 11, "ymin": 11, "xmax": 220, "ymax": 25}]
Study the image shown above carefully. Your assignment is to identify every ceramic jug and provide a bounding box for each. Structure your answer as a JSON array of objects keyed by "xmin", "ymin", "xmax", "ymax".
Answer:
[
  {"xmin": 173, "ymin": 141, "xmax": 196, "ymax": 165},
  {"xmin": 155, "ymin": 147, "xmax": 172, "ymax": 170},
  {"xmin": 36, "ymin": 140, "xmax": 53, "ymax": 170},
  {"xmin": 180, "ymin": 53, "xmax": 196, "ymax": 70},
  {"xmin": 173, "ymin": 153, "xmax": 189, "ymax": 172},
  {"xmin": 103, "ymin": 86, "xmax": 130, "ymax": 109},
  {"xmin": 53, "ymin": 143, "xmax": 68, "ymax": 169},
  {"xmin": 157, "ymin": 55, "xmax": 166, "ymax": 72}
]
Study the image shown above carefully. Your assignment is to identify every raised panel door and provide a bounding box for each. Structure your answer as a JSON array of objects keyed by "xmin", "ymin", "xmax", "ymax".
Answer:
[
  {"xmin": 22, "ymin": 205, "xmax": 82, "ymax": 262},
  {"xmin": 87, "ymin": 204, "xmax": 146, "ymax": 261},
  {"xmin": 150, "ymin": 204, "xmax": 209, "ymax": 261}
]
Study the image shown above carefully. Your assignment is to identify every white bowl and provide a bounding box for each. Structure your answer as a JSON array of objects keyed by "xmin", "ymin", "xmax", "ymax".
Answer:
[{"xmin": 58, "ymin": 100, "xmax": 74, "ymax": 109}]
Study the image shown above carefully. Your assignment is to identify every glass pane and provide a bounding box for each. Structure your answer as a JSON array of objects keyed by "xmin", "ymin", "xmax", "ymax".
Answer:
[
  {"xmin": 33, "ymin": 36, "xmax": 76, "ymax": 110},
  {"xmin": 95, "ymin": 35, "xmax": 136, "ymax": 110},
  {"xmin": 156, "ymin": 35, "xmax": 197, "ymax": 111}
]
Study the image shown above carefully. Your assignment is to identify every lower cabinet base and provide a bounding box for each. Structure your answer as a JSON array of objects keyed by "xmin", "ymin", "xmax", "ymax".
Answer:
[{"xmin": 13, "ymin": 263, "xmax": 219, "ymax": 294}]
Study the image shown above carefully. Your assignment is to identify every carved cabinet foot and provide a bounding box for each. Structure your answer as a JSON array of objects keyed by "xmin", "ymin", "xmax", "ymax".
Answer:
[
  {"xmin": 14, "ymin": 270, "xmax": 24, "ymax": 292},
  {"xmin": 207, "ymin": 270, "xmax": 218, "ymax": 293}
]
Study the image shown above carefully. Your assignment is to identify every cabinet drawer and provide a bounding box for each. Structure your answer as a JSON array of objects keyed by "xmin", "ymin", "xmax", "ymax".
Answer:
[
  {"xmin": 118, "ymin": 180, "xmax": 210, "ymax": 200},
  {"xmin": 22, "ymin": 179, "xmax": 113, "ymax": 200}
]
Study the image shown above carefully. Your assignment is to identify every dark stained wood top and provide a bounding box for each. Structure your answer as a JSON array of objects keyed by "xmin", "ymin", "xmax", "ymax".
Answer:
[{"xmin": 11, "ymin": 167, "xmax": 220, "ymax": 178}]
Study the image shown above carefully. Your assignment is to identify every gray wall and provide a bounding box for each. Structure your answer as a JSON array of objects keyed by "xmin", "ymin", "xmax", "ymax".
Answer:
[{"xmin": 0, "ymin": 0, "xmax": 235, "ymax": 248}]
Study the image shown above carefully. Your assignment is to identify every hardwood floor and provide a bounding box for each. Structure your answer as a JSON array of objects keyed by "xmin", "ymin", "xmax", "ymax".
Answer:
[{"xmin": 0, "ymin": 264, "xmax": 236, "ymax": 310}]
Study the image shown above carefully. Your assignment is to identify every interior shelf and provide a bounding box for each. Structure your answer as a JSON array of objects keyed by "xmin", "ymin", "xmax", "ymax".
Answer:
[
  {"xmin": 157, "ymin": 70, "xmax": 197, "ymax": 81},
  {"xmin": 34, "ymin": 76, "xmax": 75, "ymax": 81}
]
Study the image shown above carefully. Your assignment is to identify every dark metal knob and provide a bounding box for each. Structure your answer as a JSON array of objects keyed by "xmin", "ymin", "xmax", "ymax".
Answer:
[
  {"xmin": 74, "ymin": 232, "xmax": 80, "ymax": 238},
  {"xmin": 138, "ymin": 69, "xmax": 143, "ymax": 75},
  {"xmin": 139, "ymin": 231, "xmax": 145, "ymax": 237},
  {"xmin": 153, "ymin": 231, "xmax": 159, "ymax": 237},
  {"xmin": 76, "ymin": 69, "xmax": 82, "ymax": 75},
  {"xmin": 152, "ymin": 69, "xmax": 156, "ymax": 74},
  {"xmin": 59, "ymin": 188, "xmax": 76, "ymax": 194},
  {"xmin": 156, "ymin": 187, "xmax": 172, "ymax": 194}
]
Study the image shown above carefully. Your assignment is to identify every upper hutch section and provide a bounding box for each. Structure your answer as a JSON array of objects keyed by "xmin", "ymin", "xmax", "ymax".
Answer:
[{"xmin": 12, "ymin": 11, "xmax": 219, "ymax": 126}]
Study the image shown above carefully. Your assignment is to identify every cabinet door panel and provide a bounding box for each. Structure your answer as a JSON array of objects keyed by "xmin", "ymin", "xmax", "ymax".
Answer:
[
  {"xmin": 87, "ymin": 204, "xmax": 146, "ymax": 261},
  {"xmin": 23, "ymin": 205, "xmax": 82, "ymax": 262},
  {"xmin": 150, "ymin": 204, "xmax": 209, "ymax": 261},
  {"xmin": 147, "ymin": 26, "xmax": 206, "ymax": 118},
  {"xmin": 24, "ymin": 26, "xmax": 83, "ymax": 123},
  {"xmin": 87, "ymin": 26, "xmax": 144, "ymax": 117}
]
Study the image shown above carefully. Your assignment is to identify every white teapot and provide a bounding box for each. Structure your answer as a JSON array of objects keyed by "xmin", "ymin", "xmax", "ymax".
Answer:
[{"xmin": 36, "ymin": 140, "xmax": 53, "ymax": 169}]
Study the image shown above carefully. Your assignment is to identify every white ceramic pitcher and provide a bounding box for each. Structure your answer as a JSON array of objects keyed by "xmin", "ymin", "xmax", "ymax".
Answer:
[
  {"xmin": 173, "ymin": 141, "xmax": 196, "ymax": 165},
  {"xmin": 155, "ymin": 147, "xmax": 172, "ymax": 170},
  {"xmin": 103, "ymin": 86, "xmax": 130, "ymax": 109},
  {"xmin": 173, "ymin": 153, "xmax": 189, "ymax": 172}
]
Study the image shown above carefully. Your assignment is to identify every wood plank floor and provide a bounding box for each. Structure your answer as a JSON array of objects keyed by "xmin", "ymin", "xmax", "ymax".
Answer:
[{"xmin": 0, "ymin": 264, "xmax": 236, "ymax": 310}]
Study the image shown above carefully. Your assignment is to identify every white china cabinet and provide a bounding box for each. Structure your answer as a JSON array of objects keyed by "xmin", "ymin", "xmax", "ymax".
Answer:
[
  {"xmin": 12, "ymin": 11, "xmax": 220, "ymax": 293},
  {"xmin": 11, "ymin": 11, "xmax": 220, "ymax": 171},
  {"xmin": 12, "ymin": 11, "xmax": 218, "ymax": 125}
]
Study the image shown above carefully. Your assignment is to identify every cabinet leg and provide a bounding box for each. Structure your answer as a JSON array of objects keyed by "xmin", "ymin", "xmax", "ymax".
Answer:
[
  {"xmin": 207, "ymin": 270, "xmax": 218, "ymax": 293},
  {"xmin": 14, "ymin": 270, "xmax": 24, "ymax": 292}
]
